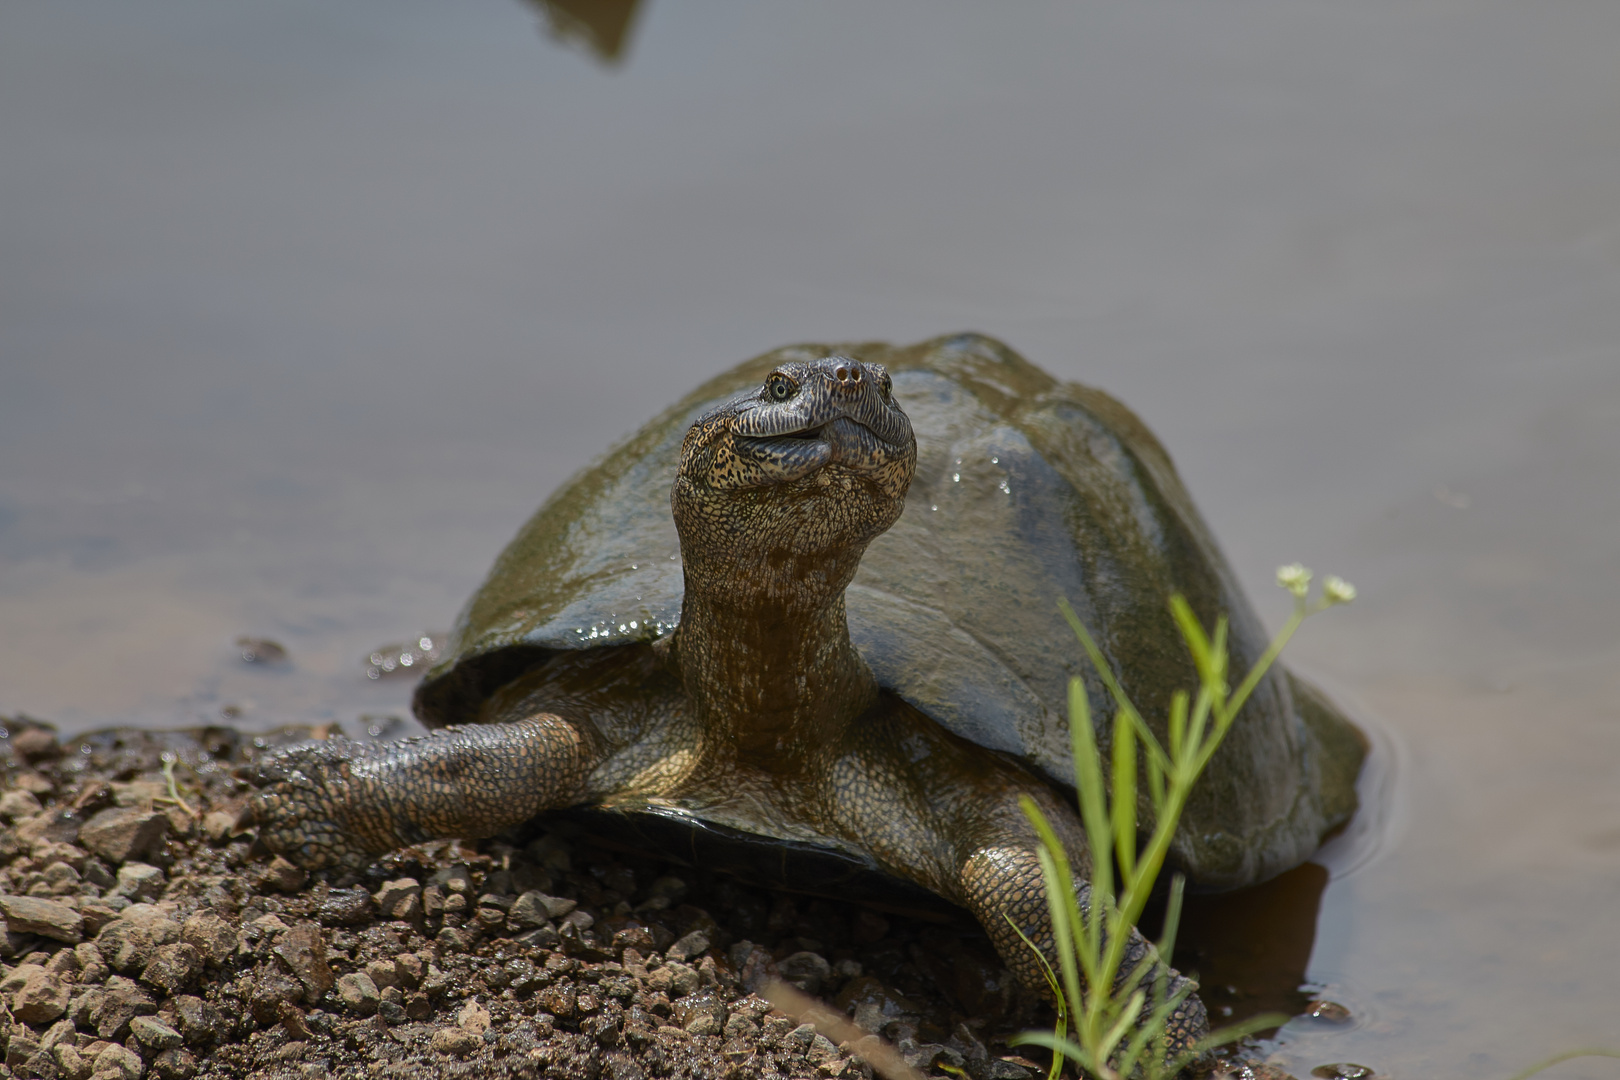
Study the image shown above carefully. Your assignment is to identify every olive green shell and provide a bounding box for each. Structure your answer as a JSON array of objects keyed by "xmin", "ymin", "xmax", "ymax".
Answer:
[{"xmin": 417, "ymin": 333, "xmax": 1362, "ymax": 889}]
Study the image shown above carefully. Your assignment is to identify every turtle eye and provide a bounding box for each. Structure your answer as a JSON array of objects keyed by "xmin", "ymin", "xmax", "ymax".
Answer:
[
  {"xmin": 766, "ymin": 373, "xmax": 797, "ymax": 401},
  {"xmin": 880, "ymin": 373, "xmax": 893, "ymax": 400}
]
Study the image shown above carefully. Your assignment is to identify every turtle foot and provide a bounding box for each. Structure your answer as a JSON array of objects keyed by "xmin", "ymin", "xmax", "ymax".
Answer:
[{"xmin": 241, "ymin": 738, "xmax": 392, "ymax": 871}]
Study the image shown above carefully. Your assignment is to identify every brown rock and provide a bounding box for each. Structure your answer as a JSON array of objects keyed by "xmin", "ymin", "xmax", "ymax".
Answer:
[
  {"xmin": 200, "ymin": 809, "xmax": 238, "ymax": 844},
  {"xmin": 0, "ymin": 895, "xmax": 83, "ymax": 943},
  {"xmin": 97, "ymin": 905, "xmax": 181, "ymax": 974},
  {"xmin": 92, "ymin": 977, "xmax": 156, "ymax": 1040},
  {"xmin": 0, "ymin": 788, "xmax": 43, "ymax": 820},
  {"xmin": 372, "ymin": 878, "xmax": 421, "ymax": 920},
  {"xmin": 74, "ymin": 942, "xmax": 110, "ymax": 983},
  {"xmin": 110, "ymin": 862, "xmax": 165, "ymax": 902},
  {"xmin": 666, "ymin": 930, "xmax": 711, "ymax": 963},
  {"xmin": 45, "ymin": 947, "xmax": 80, "ymax": 978},
  {"xmin": 16, "ymin": 809, "xmax": 80, "ymax": 848},
  {"xmin": 612, "ymin": 926, "xmax": 657, "ymax": 955},
  {"xmin": 247, "ymin": 972, "xmax": 302, "ymax": 1027},
  {"xmin": 69, "ymin": 780, "xmax": 115, "ymax": 817},
  {"xmin": 180, "ymin": 913, "xmax": 234, "ymax": 967},
  {"xmin": 172, "ymin": 994, "xmax": 226, "ymax": 1047},
  {"xmin": 272, "ymin": 924, "xmax": 334, "ymax": 1004},
  {"xmin": 777, "ymin": 950, "xmax": 831, "ymax": 996},
  {"xmin": 53, "ymin": 1041, "xmax": 92, "ymax": 1080},
  {"xmin": 44, "ymin": 861, "xmax": 82, "ymax": 894},
  {"xmin": 673, "ymin": 990, "xmax": 727, "ymax": 1036},
  {"xmin": 79, "ymin": 807, "xmax": 168, "ymax": 865},
  {"xmin": 140, "ymin": 942, "xmax": 203, "ymax": 995},
  {"xmin": 94, "ymin": 1042, "xmax": 144, "ymax": 1080},
  {"xmin": 431, "ymin": 1026, "xmax": 480, "ymax": 1057},
  {"xmin": 38, "ymin": 841, "xmax": 92, "ymax": 871},
  {"xmin": 8, "ymin": 964, "xmax": 71, "ymax": 1024},
  {"xmin": 539, "ymin": 983, "xmax": 578, "ymax": 1019},
  {"xmin": 364, "ymin": 959, "xmax": 399, "ymax": 989},
  {"xmin": 3, "ymin": 1032, "xmax": 41, "ymax": 1071},
  {"xmin": 261, "ymin": 856, "xmax": 307, "ymax": 893},
  {"xmin": 457, "ymin": 999, "xmax": 491, "ymax": 1035},
  {"xmin": 314, "ymin": 887, "xmax": 374, "ymax": 926},
  {"xmin": 150, "ymin": 1047, "xmax": 200, "ymax": 1080},
  {"xmin": 69, "ymin": 986, "xmax": 105, "ymax": 1030},
  {"xmin": 79, "ymin": 903, "xmax": 121, "ymax": 938},
  {"xmin": 10, "ymin": 726, "xmax": 61, "ymax": 762},
  {"xmin": 513, "ymin": 890, "xmax": 576, "ymax": 922},
  {"xmin": 336, "ymin": 972, "xmax": 380, "ymax": 1016},
  {"xmin": 394, "ymin": 952, "xmax": 424, "ymax": 989},
  {"xmin": 130, "ymin": 1015, "xmax": 184, "ymax": 1051}
]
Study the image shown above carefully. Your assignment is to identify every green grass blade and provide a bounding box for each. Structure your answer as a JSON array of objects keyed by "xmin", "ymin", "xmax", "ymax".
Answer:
[
  {"xmin": 1021, "ymin": 797, "xmax": 1093, "ymax": 1004},
  {"xmin": 1067, "ymin": 676, "xmax": 1114, "ymax": 909},
  {"xmin": 1212, "ymin": 607, "xmax": 1304, "ymax": 746},
  {"xmin": 1157, "ymin": 873, "xmax": 1185, "ymax": 965},
  {"xmin": 1122, "ymin": 980, "xmax": 1197, "ymax": 1080},
  {"xmin": 1146, "ymin": 749, "xmax": 1166, "ymax": 810},
  {"xmin": 1210, "ymin": 615, "xmax": 1230, "ymax": 693},
  {"xmin": 1183, "ymin": 683, "xmax": 1215, "ymax": 776},
  {"xmin": 1003, "ymin": 917, "xmax": 1070, "ymax": 1080},
  {"xmin": 1097, "ymin": 989, "xmax": 1146, "ymax": 1066},
  {"xmin": 1008, "ymin": 1031, "xmax": 1095, "ymax": 1076},
  {"xmin": 1166, "ymin": 691, "xmax": 1188, "ymax": 762},
  {"xmin": 1183, "ymin": 1012, "xmax": 1291, "ymax": 1061},
  {"xmin": 1168, "ymin": 595, "xmax": 1214, "ymax": 684},
  {"xmin": 1061, "ymin": 600, "xmax": 1173, "ymax": 780},
  {"xmin": 1111, "ymin": 708, "xmax": 1138, "ymax": 881}
]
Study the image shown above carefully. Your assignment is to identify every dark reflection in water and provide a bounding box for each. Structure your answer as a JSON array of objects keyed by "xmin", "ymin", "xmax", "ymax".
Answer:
[
  {"xmin": 1177, "ymin": 862, "xmax": 1329, "ymax": 1026},
  {"xmin": 525, "ymin": 0, "xmax": 645, "ymax": 65}
]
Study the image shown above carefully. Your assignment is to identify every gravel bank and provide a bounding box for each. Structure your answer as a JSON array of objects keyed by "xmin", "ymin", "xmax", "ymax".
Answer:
[{"xmin": 1, "ymin": 718, "xmax": 1060, "ymax": 1080}]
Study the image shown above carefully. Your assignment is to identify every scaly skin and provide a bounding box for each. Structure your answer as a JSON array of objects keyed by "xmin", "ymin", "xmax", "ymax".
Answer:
[{"xmin": 246, "ymin": 355, "xmax": 1208, "ymax": 1050}]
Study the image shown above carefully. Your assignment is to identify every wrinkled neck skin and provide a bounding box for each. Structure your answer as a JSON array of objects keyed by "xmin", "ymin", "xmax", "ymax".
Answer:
[{"xmin": 673, "ymin": 542, "xmax": 879, "ymax": 769}]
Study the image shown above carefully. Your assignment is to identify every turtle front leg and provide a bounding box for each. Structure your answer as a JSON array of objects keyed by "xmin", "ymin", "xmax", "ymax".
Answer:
[
  {"xmin": 962, "ymin": 844, "xmax": 1208, "ymax": 1054},
  {"xmin": 246, "ymin": 716, "xmax": 599, "ymax": 870}
]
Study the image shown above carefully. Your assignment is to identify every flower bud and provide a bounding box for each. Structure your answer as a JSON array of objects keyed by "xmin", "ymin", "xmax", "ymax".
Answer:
[
  {"xmin": 1275, "ymin": 563, "xmax": 1312, "ymax": 599},
  {"xmin": 1322, "ymin": 575, "xmax": 1357, "ymax": 605}
]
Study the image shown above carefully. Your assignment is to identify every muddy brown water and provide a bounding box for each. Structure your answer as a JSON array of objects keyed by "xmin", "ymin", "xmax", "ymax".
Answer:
[{"xmin": 3, "ymin": 3, "xmax": 1618, "ymax": 1077}]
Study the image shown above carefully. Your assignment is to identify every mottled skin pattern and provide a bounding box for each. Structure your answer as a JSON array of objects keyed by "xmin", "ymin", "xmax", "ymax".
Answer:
[{"xmin": 248, "ymin": 356, "xmax": 1207, "ymax": 1048}]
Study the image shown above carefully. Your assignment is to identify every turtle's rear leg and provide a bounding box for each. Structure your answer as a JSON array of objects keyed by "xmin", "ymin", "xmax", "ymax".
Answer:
[{"xmin": 245, "ymin": 715, "xmax": 599, "ymax": 870}]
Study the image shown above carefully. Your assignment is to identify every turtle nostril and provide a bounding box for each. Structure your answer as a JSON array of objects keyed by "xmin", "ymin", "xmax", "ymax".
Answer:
[
  {"xmin": 834, "ymin": 365, "xmax": 850, "ymax": 382},
  {"xmin": 833, "ymin": 362, "xmax": 863, "ymax": 384}
]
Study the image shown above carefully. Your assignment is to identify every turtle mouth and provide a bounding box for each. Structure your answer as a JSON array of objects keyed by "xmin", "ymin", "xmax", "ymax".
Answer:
[{"xmin": 733, "ymin": 416, "xmax": 901, "ymax": 484}]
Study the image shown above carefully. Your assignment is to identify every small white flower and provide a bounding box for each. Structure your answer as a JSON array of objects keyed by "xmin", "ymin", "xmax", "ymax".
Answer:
[
  {"xmin": 1276, "ymin": 563, "xmax": 1313, "ymax": 598},
  {"xmin": 1322, "ymin": 575, "xmax": 1357, "ymax": 605}
]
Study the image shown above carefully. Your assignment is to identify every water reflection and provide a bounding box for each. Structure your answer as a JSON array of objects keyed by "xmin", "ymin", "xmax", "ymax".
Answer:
[
  {"xmin": 524, "ymin": 0, "xmax": 645, "ymax": 64},
  {"xmin": 1177, "ymin": 862, "xmax": 1329, "ymax": 1026}
]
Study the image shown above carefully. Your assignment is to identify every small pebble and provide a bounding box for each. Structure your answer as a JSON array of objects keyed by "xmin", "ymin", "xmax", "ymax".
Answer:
[
  {"xmin": 432, "ymin": 1027, "xmax": 480, "ymax": 1057},
  {"xmin": 1312, "ymin": 1065, "xmax": 1374, "ymax": 1080},
  {"xmin": 10, "ymin": 726, "xmax": 62, "ymax": 762},
  {"xmin": 236, "ymin": 636, "xmax": 288, "ymax": 663},
  {"xmin": 1304, "ymin": 999, "xmax": 1353, "ymax": 1023},
  {"xmin": 129, "ymin": 1015, "xmax": 184, "ymax": 1051},
  {"xmin": 263, "ymin": 855, "xmax": 309, "ymax": 893}
]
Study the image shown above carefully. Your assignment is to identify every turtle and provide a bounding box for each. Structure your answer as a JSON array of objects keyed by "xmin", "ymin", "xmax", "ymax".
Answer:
[{"xmin": 246, "ymin": 333, "xmax": 1364, "ymax": 1049}]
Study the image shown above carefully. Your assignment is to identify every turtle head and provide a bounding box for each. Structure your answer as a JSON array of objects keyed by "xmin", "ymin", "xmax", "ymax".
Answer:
[{"xmin": 673, "ymin": 356, "xmax": 916, "ymax": 605}]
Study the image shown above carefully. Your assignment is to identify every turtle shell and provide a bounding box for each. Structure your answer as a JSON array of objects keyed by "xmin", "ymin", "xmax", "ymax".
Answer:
[{"xmin": 416, "ymin": 333, "xmax": 1363, "ymax": 890}]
